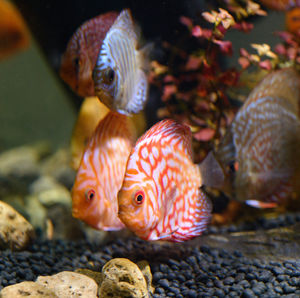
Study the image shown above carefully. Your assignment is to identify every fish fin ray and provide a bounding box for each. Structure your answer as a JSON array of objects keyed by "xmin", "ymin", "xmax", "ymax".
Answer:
[
  {"xmin": 125, "ymin": 69, "xmax": 148, "ymax": 114},
  {"xmin": 198, "ymin": 151, "xmax": 225, "ymax": 188}
]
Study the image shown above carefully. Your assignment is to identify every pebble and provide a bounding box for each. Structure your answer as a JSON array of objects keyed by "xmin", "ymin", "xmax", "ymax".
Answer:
[
  {"xmin": 0, "ymin": 201, "xmax": 35, "ymax": 250},
  {"xmin": 0, "ymin": 232, "xmax": 298, "ymax": 296}
]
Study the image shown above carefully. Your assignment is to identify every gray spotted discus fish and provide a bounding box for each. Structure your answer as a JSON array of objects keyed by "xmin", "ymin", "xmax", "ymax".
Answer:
[
  {"xmin": 93, "ymin": 9, "xmax": 151, "ymax": 115},
  {"xmin": 215, "ymin": 68, "xmax": 300, "ymax": 208}
]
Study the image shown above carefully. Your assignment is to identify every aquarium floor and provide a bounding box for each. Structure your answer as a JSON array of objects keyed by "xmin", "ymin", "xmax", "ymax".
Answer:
[{"xmin": 1, "ymin": 213, "xmax": 300, "ymax": 297}]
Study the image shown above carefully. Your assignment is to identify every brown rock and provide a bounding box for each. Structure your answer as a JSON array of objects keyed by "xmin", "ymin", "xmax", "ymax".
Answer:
[
  {"xmin": 36, "ymin": 271, "xmax": 98, "ymax": 298},
  {"xmin": 0, "ymin": 281, "xmax": 58, "ymax": 297},
  {"xmin": 0, "ymin": 201, "xmax": 35, "ymax": 250},
  {"xmin": 75, "ymin": 268, "xmax": 103, "ymax": 285},
  {"xmin": 137, "ymin": 260, "xmax": 155, "ymax": 294},
  {"xmin": 99, "ymin": 258, "xmax": 149, "ymax": 298}
]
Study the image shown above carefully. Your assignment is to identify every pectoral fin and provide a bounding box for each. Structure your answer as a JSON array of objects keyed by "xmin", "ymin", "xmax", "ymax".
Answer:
[{"xmin": 198, "ymin": 151, "xmax": 225, "ymax": 188}]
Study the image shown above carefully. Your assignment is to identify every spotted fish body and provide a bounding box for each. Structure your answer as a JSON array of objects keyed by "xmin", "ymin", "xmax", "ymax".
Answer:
[
  {"xmin": 93, "ymin": 9, "xmax": 150, "ymax": 115},
  {"xmin": 216, "ymin": 68, "xmax": 300, "ymax": 208},
  {"xmin": 60, "ymin": 12, "xmax": 118, "ymax": 97},
  {"xmin": 118, "ymin": 119, "xmax": 212, "ymax": 242},
  {"xmin": 71, "ymin": 111, "xmax": 136, "ymax": 230}
]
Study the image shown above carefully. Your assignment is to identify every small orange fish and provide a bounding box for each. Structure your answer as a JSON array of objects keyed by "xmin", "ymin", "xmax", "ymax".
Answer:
[
  {"xmin": 286, "ymin": 7, "xmax": 300, "ymax": 34},
  {"xmin": 0, "ymin": 0, "xmax": 30, "ymax": 60},
  {"xmin": 71, "ymin": 111, "xmax": 136, "ymax": 230},
  {"xmin": 60, "ymin": 11, "xmax": 119, "ymax": 97},
  {"xmin": 259, "ymin": 0, "xmax": 300, "ymax": 11},
  {"xmin": 118, "ymin": 119, "xmax": 223, "ymax": 242},
  {"xmin": 216, "ymin": 68, "xmax": 300, "ymax": 208},
  {"xmin": 93, "ymin": 9, "xmax": 151, "ymax": 114}
]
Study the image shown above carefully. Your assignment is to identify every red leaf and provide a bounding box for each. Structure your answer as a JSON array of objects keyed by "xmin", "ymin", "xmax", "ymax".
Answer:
[
  {"xmin": 233, "ymin": 21, "xmax": 253, "ymax": 33},
  {"xmin": 258, "ymin": 59, "xmax": 272, "ymax": 70},
  {"xmin": 162, "ymin": 85, "xmax": 177, "ymax": 101},
  {"xmin": 287, "ymin": 47, "xmax": 297, "ymax": 60},
  {"xmin": 185, "ymin": 56, "xmax": 202, "ymax": 70},
  {"xmin": 238, "ymin": 57, "xmax": 250, "ymax": 69},
  {"xmin": 192, "ymin": 25, "xmax": 212, "ymax": 39},
  {"xmin": 274, "ymin": 43, "xmax": 286, "ymax": 55},
  {"xmin": 212, "ymin": 39, "xmax": 233, "ymax": 55},
  {"xmin": 194, "ymin": 128, "xmax": 215, "ymax": 141},
  {"xmin": 240, "ymin": 48, "xmax": 250, "ymax": 57},
  {"xmin": 180, "ymin": 16, "xmax": 193, "ymax": 29}
]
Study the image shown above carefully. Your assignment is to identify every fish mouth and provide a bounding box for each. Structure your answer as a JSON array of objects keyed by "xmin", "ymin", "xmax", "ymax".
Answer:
[
  {"xmin": 72, "ymin": 208, "xmax": 80, "ymax": 218},
  {"xmin": 95, "ymin": 90, "xmax": 114, "ymax": 110}
]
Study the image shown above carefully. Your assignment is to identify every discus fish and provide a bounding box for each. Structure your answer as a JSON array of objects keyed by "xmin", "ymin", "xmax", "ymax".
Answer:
[
  {"xmin": 70, "ymin": 97, "xmax": 110, "ymax": 170},
  {"xmin": 0, "ymin": 0, "xmax": 30, "ymax": 60},
  {"xmin": 93, "ymin": 9, "xmax": 151, "ymax": 114},
  {"xmin": 259, "ymin": 0, "xmax": 300, "ymax": 33},
  {"xmin": 286, "ymin": 7, "xmax": 300, "ymax": 34},
  {"xmin": 215, "ymin": 68, "xmax": 300, "ymax": 208},
  {"xmin": 60, "ymin": 11, "xmax": 119, "ymax": 97},
  {"xmin": 118, "ymin": 119, "xmax": 224, "ymax": 242},
  {"xmin": 70, "ymin": 96, "xmax": 147, "ymax": 170},
  {"xmin": 259, "ymin": 0, "xmax": 300, "ymax": 11},
  {"xmin": 71, "ymin": 111, "xmax": 136, "ymax": 230}
]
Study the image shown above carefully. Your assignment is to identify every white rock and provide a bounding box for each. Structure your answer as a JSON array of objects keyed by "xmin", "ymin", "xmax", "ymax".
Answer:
[
  {"xmin": 36, "ymin": 271, "xmax": 98, "ymax": 298},
  {"xmin": 0, "ymin": 281, "xmax": 58, "ymax": 297}
]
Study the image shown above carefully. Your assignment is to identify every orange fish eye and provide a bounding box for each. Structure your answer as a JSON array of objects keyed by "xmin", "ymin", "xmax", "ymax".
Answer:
[
  {"xmin": 85, "ymin": 189, "xmax": 95, "ymax": 202},
  {"xmin": 133, "ymin": 190, "xmax": 145, "ymax": 205}
]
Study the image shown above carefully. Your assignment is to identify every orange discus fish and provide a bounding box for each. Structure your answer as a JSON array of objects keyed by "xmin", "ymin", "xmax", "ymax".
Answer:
[
  {"xmin": 70, "ymin": 97, "xmax": 109, "ymax": 170},
  {"xmin": 286, "ymin": 7, "xmax": 300, "ymax": 34},
  {"xmin": 70, "ymin": 96, "xmax": 147, "ymax": 170},
  {"xmin": 216, "ymin": 68, "xmax": 300, "ymax": 208},
  {"xmin": 60, "ymin": 11, "xmax": 119, "ymax": 97},
  {"xmin": 259, "ymin": 0, "xmax": 300, "ymax": 11},
  {"xmin": 118, "ymin": 119, "xmax": 223, "ymax": 242},
  {"xmin": 71, "ymin": 111, "xmax": 136, "ymax": 230},
  {"xmin": 0, "ymin": 0, "xmax": 30, "ymax": 60}
]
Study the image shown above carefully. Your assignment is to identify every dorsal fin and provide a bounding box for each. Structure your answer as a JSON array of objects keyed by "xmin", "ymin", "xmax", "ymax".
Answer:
[{"xmin": 136, "ymin": 119, "xmax": 194, "ymax": 158}]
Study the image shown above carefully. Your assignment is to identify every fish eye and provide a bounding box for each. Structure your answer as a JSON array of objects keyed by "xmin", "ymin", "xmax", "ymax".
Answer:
[
  {"xmin": 73, "ymin": 57, "xmax": 80, "ymax": 69},
  {"xmin": 85, "ymin": 189, "xmax": 95, "ymax": 202},
  {"xmin": 133, "ymin": 190, "xmax": 145, "ymax": 205},
  {"xmin": 104, "ymin": 68, "xmax": 115, "ymax": 84},
  {"xmin": 228, "ymin": 161, "xmax": 238, "ymax": 174}
]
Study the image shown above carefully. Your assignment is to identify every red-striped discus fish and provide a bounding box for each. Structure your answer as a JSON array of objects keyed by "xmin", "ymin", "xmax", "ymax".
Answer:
[
  {"xmin": 216, "ymin": 68, "xmax": 300, "ymax": 208},
  {"xmin": 118, "ymin": 119, "xmax": 214, "ymax": 242},
  {"xmin": 71, "ymin": 111, "xmax": 136, "ymax": 230}
]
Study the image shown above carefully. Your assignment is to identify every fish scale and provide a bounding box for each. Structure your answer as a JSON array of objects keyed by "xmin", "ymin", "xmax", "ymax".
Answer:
[
  {"xmin": 118, "ymin": 119, "xmax": 212, "ymax": 242},
  {"xmin": 71, "ymin": 111, "xmax": 136, "ymax": 231},
  {"xmin": 216, "ymin": 68, "xmax": 300, "ymax": 207}
]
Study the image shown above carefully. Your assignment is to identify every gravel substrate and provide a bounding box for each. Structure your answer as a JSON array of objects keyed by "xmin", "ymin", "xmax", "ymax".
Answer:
[
  {"xmin": 206, "ymin": 211, "xmax": 300, "ymax": 235},
  {"xmin": 0, "ymin": 232, "xmax": 299, "ymax": 297}
]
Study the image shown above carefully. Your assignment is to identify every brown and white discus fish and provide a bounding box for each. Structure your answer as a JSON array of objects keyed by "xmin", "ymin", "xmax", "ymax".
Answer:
[
  {"xmin": 71, "ymin": 111, "xmax": 136, "ymax": 230},
  {"xmin": 60, "ymin": 11, "xmax": 119, "ymax": 97},
  {"xmin": 118, "ymin": 119, "xmax": 223, "ymax": 242},
  {"xmin": 215, "ymin": 68, "xmax": 300, "ymax": 208},
  {"xmin": 93, "ymin": 9, "xmax": 151, "ymax": 114}
]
